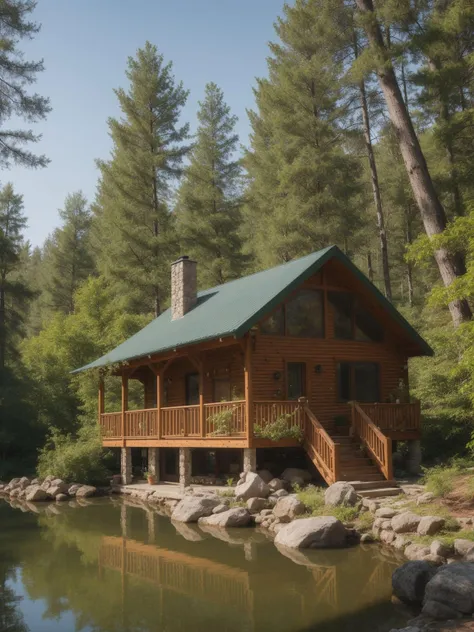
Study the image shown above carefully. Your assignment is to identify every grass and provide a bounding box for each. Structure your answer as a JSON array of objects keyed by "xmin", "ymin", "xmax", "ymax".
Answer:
[
  {"xmin": 296, "ymin": 485, "xmax": 360, "ymax": 524},
  {"xmin": 411, "ymin": 529, "xmax": 474, "ymax": 548},
  {"xmin": 422, "ymin": 464, "xmax": 461, "ymax": 498},
  {"xmin": 403, "ymin": 499, "xmax": 460, "ymax": 531},
  {"xmin": 217, "ymin": 489, "xmax": 235, "ymax": 498}
]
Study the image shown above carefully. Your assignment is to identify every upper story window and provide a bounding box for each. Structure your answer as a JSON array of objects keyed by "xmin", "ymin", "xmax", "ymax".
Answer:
[
  {"xmin": 260, "ymin": 289, "xmax": 324, "ymax": 338},
  {"xmin": 328, "ymin": 291, "xmax": 383, "ymax": 343}
]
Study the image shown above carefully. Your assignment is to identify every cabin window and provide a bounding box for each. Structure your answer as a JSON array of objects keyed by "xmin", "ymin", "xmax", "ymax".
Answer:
[
  {"xmin": 337, "ymin": 362, "xmax": 380, "ymax": 402},
  {"xmin": 260, "ymin": 290, "xmax": 324, "ymax": 338},
  {"xmin": 214, "ymin": 378, "xmax": 231, "ymax": 402},
  {"xmin": 287, "ymin": 362, "xmax": 306, "ymax": 400},
  {"xmin": 329, "ymin": 292, "xmax": 383, "ymax": 343},
  {"xmin": 185, "ymin": 373, "xmax": 200, "ymax": 405}
]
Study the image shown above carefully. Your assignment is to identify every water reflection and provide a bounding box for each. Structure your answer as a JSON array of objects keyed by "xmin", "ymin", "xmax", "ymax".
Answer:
[{"xmin": 0, "ymin": 498, "xmax": 409, "ymax": 632}]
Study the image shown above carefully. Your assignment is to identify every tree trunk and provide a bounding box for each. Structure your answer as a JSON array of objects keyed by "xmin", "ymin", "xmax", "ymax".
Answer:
[
  {"xmin": 359, "ymin": 78, "xmax": 392, "ymax": 301},
  {"xmin": 355, "ymin": 0, "xmax": 472, "ymax": 326},
  {"xmin": 405, "ymin": 205, "xmax": 414, "ymax": 308}
]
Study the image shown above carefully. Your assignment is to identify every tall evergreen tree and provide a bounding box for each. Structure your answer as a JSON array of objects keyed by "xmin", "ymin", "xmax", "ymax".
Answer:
[
  {"xmin": 244, "ymin": 0, "xmax": 366, "ymax": 268},
  {"xmin": 0, "ymin": 183, "xmax": 31, "ymax": 368},
  {"xmin": 176, "ymin": 83, "xmax": 246, "ymax": 287},
  {"xmin": 44, "ymin": 191, "xmax": 93, "ymax": 314},
  {"xmin": 94, "ymin": 42, "xmax": 189, "ymax": 316},
  {"xmin": 0, "ymin": 0, "xmax": 50, "ymax": 168}
]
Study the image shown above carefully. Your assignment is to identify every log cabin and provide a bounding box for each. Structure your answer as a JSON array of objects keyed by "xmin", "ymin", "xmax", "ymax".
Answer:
[{"xmin": 75, "ymin": 246, "xmax": 432, "ymax": 489}]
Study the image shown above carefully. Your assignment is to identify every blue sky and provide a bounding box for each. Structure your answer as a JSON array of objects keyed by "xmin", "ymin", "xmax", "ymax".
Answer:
[{"xmin": 9, "ymin": 0, "xmax": 288, "ymax": 246}]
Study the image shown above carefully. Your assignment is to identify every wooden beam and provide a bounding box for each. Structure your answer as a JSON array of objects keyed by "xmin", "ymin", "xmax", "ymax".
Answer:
[
  {"xmin": 244, "ymin": 334, "xmax": 253, "ymax": 444},
  {"xmin": 121, "ymin": 372, "xmax": 129, "ymax": 446}
]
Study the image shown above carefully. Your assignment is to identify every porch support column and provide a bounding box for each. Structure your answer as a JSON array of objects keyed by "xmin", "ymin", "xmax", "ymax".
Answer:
[
  {"xmin": 121, "ymin": 372, "xmax": 129, "ymax": 445},
  {"xmin": 406, "ymin": 439, "xmax": 422, "ymax": 475},
  {"xmin": 98, "ymin": 374, "xmax": 104, "ymax": 425},
  {"xmin": 243, "ymin": 448, "xmax": 257, "ymax": 473},
  {"xmin": 148, "ymin": 448, "xmax": 160, "ymax": 481},
  {"xmin": 179, "ymin": 447, "xmax": 191, "ymax": 489},
  {"xmin": 244, "ymin": 334, "xmax": 254, "ymax": 443},
  {"xmin": 121, "ymin": 447, "xmax": 132, "ymax": 485},
  {"xmin": 199, "ymin": 361, "xmax": 205, "ymax": 437},
  {"xmin": 156, "ymin": 371, "xmax": 162, "ymax": 439}
]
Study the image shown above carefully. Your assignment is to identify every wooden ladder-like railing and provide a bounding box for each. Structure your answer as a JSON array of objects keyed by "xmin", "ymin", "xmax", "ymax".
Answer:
[
  {"xmin": 303, "ymin": 404, "xmax": 340, "ymax": 486},
  {"xmin": 351, "ymin": 402, "xmax": 393, "ymax": 480}
]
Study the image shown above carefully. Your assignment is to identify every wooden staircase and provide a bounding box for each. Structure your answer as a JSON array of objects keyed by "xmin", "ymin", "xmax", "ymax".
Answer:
[{"xmin": 303, "ymin": 402, "xmax": 397, "ymax": 493}]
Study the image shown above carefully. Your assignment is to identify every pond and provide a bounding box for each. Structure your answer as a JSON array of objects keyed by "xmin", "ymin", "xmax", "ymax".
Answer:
[{"xmin": 0, "ymin": 498, "xmax": 410, "ymax": 632}]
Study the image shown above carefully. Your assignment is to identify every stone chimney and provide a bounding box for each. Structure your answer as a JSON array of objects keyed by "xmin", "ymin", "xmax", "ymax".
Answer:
[{"xmin": 171, "ymin": 256, "xmax": 197, "ymax": 320}]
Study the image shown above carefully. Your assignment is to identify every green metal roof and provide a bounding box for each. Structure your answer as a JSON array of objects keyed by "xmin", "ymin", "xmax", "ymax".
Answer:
[{"xmin": 74, "ymin": 245, "xmax": 433, "ymax": 373}]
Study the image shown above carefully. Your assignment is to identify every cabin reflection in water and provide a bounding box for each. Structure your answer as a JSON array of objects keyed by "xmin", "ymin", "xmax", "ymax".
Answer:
[{"xmin": 98, "ymin": 531, "xmax": 400, "ymax": 631}]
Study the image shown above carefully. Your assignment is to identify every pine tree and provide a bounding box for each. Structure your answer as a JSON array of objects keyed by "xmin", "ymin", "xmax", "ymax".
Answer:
[
  {"xmin": 44, "ymin": 191, "xmax": 94, "ymax": 314},
  {"xmin": 94, "ymin": 42, "xmax": 189, "ymax": 316},
  {"xmin": 0, "ymin": 0, "xmax": 50, "ymax": 168},
  {"xmin": 0, "ymin": 183, "xmax": 31, "ymax": 368},
  {"xmin": 244, "ymin": 0, "xmax": 366, "ymax": 268},
  {"xmin": 175, "ymin": 83, "xmax": 246, "ymax": 287}
]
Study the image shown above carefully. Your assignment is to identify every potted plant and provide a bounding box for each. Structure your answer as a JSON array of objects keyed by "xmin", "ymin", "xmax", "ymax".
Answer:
[{"xmin": 144, "ymin": 471, "xmax": 156, "ymax": 485}]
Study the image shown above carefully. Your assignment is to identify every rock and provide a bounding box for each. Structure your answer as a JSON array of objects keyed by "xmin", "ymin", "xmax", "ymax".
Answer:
[
  {"xmin": 273, "ymin": 496, "xmax": 305, "ymax": 523},
  {"xmin": 171, "ymin": 496, "xmax": 221, "ymax": 522},
  {"xmin": 416, "ymin": 492, "xmax": 435, "ymax": 505},
  {"xmin": 9, "ymin": 488, "xmax": 21, "ymax": 498},
  {"xmin": 257, "ymin": 469, "xmax": 274, "ymax": 484},
  {"xmin": 19, "ymin": 477, "xmax": 30, "ymax": 490},
  {"xmin": 422, "ymin": 554, "xmax": 445, "ymax": 566},
  {"xmin": 454, "ymin": 539, "xmax": 474, "ymax": 557},
  {"xmin": 25, "ymin": 485, "xmax": 48, "ymax": 502},
  {"xmin": 360, "ymin": 533, "xmax": 374, "ymax": 543},
  {"xmin": 380, "ymin": 530, "xmax": 396, "ymax": 544},
  {"xmin": 212, "ymin": 503, "xmax": 229, "ymax": 515},
  {"xmin": 373, "ymin": 517, "xmax": 383, "ymax": 528},
  {"xmin": 56, "ymin": 493, "xmax": 68, "ymax": 502},
  {"xmin": 393, "ymin": 535, "xmax": 411, "ymax": 551},
  {"xmin": 422, "ymin": 599, "xmax": 462, "ymax": 620},
  {"xmin": 68, "ymin": 484, "xmax": 82, "ymax": 496},
  {"xmin": 41, "ymin": 480, "xmax": 51, "ymax": 491},
  {"xmin": 392, "ymin": 561, "xmax": 439, "ymax": 604},
  {"xmin": 247, "ymin": 498, "xmax": 267, "ymax": 514},
  {"xmin": 30, "ymin": 478, "xmax": 40, "ymax": 486},
  {"xmin": 404, "ymin": 544, "xmax": 431, "ymax": 561},
  {"xmin": 274, "ymin": 516, "xmax": 347, "ymax": 549},
  {"xmin": 324, "ymin": 482, "xmax": 357, "ymax": 507},
  {"xmin": 281, "ymin": 468, "xmax": 311, "ymax": 484},
  {"xmin": 198, "ymin": 507, "xmax": 252, "ymax": 528},
  {"xmin": 268, "ymin": 478, "xmax": 284, "ymax": 492},
  {"xmin": 375, "ymin": 507, "xmax": 398, "ymax": 519},
  {"xmin": 260, "ymin": 509, "xmax": 273, "ymax": 517},
  {"xmin": 235, "ymin": 473, "xmax": 270, "ymax": 501},
  {"xmin": 9, "ymin": 477, "xmax": 21, "ymax": 488},
  {"xmin": 391, "ymin": 512, "xmax": 422, "ymax": 534},
  {"xmin": 381, "ymin": 520, "xmax": 393, "ymax": 530},
  {"xmin": 173, "ymin": 521, "xmax": 204, "ymax": 542},
  {"xmin": 362, "ymin": 498, "xmax": 379, "ymax": 513},
  {"xmin": 417, "ymin": 516, "xmax": 445, "ymax": 536},
  {"xmin": 75, "ymin": 485, "xmax": 97, "ymax": 499},
  {"xmin": 431, "ymin": 540, "xmax": 453, "ymax": 558},
  {"xmin": 47, "ymin": 483, "xmax": 69, "ymax": 498},
  {"xmin": 272, "ymin": 489, "xmax": 288, "ymax": 498},
  {"xmin": 423, "ymin": 563, "xmax": 474, "ymax": 616}
]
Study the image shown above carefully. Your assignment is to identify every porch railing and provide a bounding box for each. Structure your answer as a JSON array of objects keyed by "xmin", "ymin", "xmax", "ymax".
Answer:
[
  {"xmin": 100, "ymin": 412, "xmax": 122, "ymax": 438},
  {"xmin": 352, "ymin": 402, "xmax": 393, "ymax": 480},
  {"xmin": 204, "ymin": 401, "xmax": 246, "ymax": 436},
  {"xmin": 357, "ymin": 402, "xmax": 421, "ymax": 433},
  {"xmin": 253, "ymin": 400, "xmax": 305, "ymax": 433},
  {"xmin": 303, "ymin": 405, "xmax": 339, "ymax": 486}
]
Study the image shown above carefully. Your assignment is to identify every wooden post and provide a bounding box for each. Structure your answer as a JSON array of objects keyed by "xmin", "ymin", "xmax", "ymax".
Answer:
[
  {"xmin": 121, "ymin": 372, "xmax": 128, "ymax": 446},
  {"xmin": 156, "ymin": 372, "xmax": 162, "ymax": 439},
  {"xmin": 385, "ymin": 437, "xmax": 394, "ymax": 480},
  {"xmin": 199, "ymin": 360, "xmax": 205, "ymax": 437},
  {"xmin": 98, "ymin": 374, "xmax": 105, "ymax": 425},
  {"xmin": 244, "ymin": 334, "xmax": 253, "ymax": 444},
  {"xmin": 333, "ymin": 443, "xmax": 341, "ymax": 483}
]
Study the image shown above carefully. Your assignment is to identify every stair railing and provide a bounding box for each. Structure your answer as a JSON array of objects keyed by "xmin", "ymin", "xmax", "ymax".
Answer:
[
  {"xmin": 302, "ymin": 402, "xmax": 340, "ymax": 485},
  {"xmin": 351, "ymin": 402, "xmax": 393, "ymax": 480}
]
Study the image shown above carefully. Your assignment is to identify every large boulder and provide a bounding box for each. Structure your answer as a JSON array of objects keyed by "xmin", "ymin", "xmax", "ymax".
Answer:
[
  {"xmin": 274, "ymin": 516, "xmax": 347, "ymax": 549},
  {"xmin": 235, "ymin": 473, "xmax": 270, "ymax": 501},
  {"xmin": 47, "ymin": 481, "xmax": 69, "ymax": 498},
  {"xmin": 246, "ymin": 497, "xmax": 267, "ymax": 514},
  {"xmin": 392, "ymin": 561, "xmax": 439, "ymax": 605},
  {"xmin": 273, "ymin": 496, "xmax": 305, "ymax": 523},
  {"xmin": 375, "ymin": 507, "xmax": 397, "ymax": 519},
  {"xmin": 68, "ymin": 484, "xmax": 82, "ymax": 497},
  {"xmin": 391, "ymin": 512, "xmax": 422, "ymax": 534},
  {"xmin": 256, "ymin": 469, "xmax": 274, "ymax": 484},
  {"xmin": 404, "ymin": 543, "xmax": 431, "ymax": 561},
  {"xmin": 19, "ymin": 477, "xmax": 31, "ymax": 490},
  {"xmin": 268, "ymin": 478, "xmax": 284, "ymax": 492},
  {"xmin": 281, "ymin": 468, "xmax": 311, "ymax": 485},
  {"xmin": 9, "ymin": 478, "xmax": 21, "ymax": 490},
  {"xmin": 171, "ymin": 496, "xmax": 221, "ymax": 523},
  {"xmin": 324, "ymin": 482, "xmax": 357, "ymax": 507},
  {"xmin": 25, "ymin": 485, "xmax": 48, "ymax": 502},
  {"xmin": 454, "ymin": 539, "xmax": 474, "ymax": 557},
  {"xmin": 417, "ymin": 516, "xmax": 445, "ymax": 537},
  {"xmin": 431, "ymin": 540, "xmax": 453, "ymax": 559},
  {"xmin": 423, "ymin": 562, "xmax": 474, "ymax": 617},
  {"xmin": 198, "ymin": 507, "xmax": 252, "ymax": 528},
  {"xmin": 75, "ymin": 485, "xmax": 97, "ymax": 498}
]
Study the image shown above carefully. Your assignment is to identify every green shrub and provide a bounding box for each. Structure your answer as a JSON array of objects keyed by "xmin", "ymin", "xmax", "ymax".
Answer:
[
  {"xmin": 208, "ymin": 409, "xmax": 234, "ymax": 436},
  {"xmin": 254, "ymin": 414, "xmax": 304, "ymax": 441},
  {"xmin": 295, "ymin": 485, "xmax": 359, "ymax": 523},
  {"xmin": 422, "ymin": 464, "xmax": 460, "ymax": 497},
  {"xmin": 37, "ymin": 425, "xmax": 110, "ymax": 484}
]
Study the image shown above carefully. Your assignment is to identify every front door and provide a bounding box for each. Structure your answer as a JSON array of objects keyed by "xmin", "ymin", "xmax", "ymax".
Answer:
[
  {"xmin": 287, "ymin": 362, "xmax": 306, "ymax": 400},
  {"xmin": 185, "ymin": 373, "xmax": 200, "ymax": 405}
]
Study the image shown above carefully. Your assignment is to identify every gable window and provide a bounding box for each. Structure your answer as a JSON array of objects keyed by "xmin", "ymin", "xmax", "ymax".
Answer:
[
  {"xmin": 337, "ymin": 362, "xmax": 380, "ymax": 402},
  {"xmin": 260, "ymin": 290, "xmax": 324, "ymax": 338},
  {"xmin": 329, "ymin": 292, "xmax": 383, "ymax": 343}
]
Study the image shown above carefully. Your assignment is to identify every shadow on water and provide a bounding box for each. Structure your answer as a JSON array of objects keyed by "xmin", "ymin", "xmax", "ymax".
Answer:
[{"xmin": 0, "ymin": 497, "xmax": 411, "ymax": 632}]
